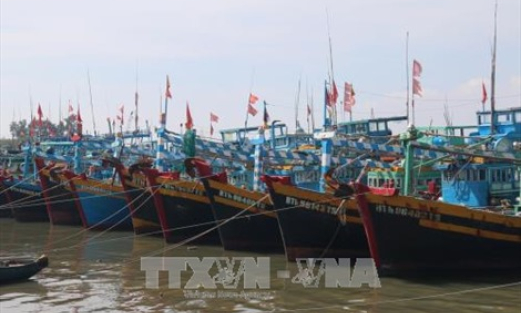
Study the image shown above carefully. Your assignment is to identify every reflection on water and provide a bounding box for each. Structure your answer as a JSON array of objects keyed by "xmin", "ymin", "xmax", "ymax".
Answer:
[{"xmin": 1, "ymin": 219, "xmax": 520, "ymax": 312}]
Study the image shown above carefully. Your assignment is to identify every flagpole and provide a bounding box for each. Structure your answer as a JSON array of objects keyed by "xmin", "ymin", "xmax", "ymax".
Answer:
[
  {"xmin": 411, "ymin": 96, "xmax": 415, "ymax": 125},
  {"xmin": 295, "ymin": 78, "xmax": 301, "ymax": 133},
  {"xmin": 326, "ymin": 8, "xmax": 337, "ymax": 127},
  {"xmin": 59, "ymin": 84, "xmax": 62, "ymax": 125},
  {"xmin": 135, "ymin": 62, "xmax": 139, "ymax": 132},
  {"xmin": 490, "ymin": 0, "xmax": 498, "ymax": 135},
  {"xmin": 87, "ymin": 69, "xmax": 97, "ymax": 135},
  {"xmin": 310, "ymin": 91, "xmax": 315, "ymax": 133},
  {"xmin": 405, "ymin": 31, "xmax": 410, "ymax": 124},
  {"xmin": 323, "ymin": 80, "xmax": 328, "ymax": 130},
  {"xmin": 244, "ymin": 69, "xmax": 255, "ymax": 144},
  {"xmin": 306, "ymin": 82, "xmax": 310, "ymax": 134}
]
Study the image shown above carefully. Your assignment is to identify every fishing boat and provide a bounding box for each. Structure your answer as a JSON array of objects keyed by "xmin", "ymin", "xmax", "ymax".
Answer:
[
  {"xmin": 352, "ymin": 109, "xmax": 521, "ymax": 273},
  {"xmin": 141, "ymin": 166, "xmax": 221, "ymax": 244},
  {"xmin": 0, "ymin": 255, "xmax": 49, "ymax": 284}
]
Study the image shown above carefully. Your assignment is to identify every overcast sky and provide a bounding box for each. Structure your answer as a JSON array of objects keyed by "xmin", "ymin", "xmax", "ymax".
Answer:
[{"xmin": 1, "ymin": 0, "xmax": 520, "ymax": 139}]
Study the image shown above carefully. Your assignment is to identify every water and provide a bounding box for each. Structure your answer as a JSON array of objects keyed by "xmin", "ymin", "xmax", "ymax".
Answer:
[{"xmin": 0, "ymin": 219, "xmax": 520, "ymax": 313}]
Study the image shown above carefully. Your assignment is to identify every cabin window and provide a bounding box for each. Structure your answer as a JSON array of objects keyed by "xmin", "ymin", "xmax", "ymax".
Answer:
[
  {"xmin": 514, "ymin": 112, "xmax": 521, "ymax": 123},
  {"xmin": 369, "ymin": 122, "xmax": 378, "ymax": 132},
  {"xmin": 497, "ymin": 114, "xmax": 510, "ymax": 123},
  {"xmin": 480, "ymin": 113, "xmax": 491, "ymax": 124},
  {"xmin": 378, "ymin": 122, "xmax": 387, "ymax": 131}
]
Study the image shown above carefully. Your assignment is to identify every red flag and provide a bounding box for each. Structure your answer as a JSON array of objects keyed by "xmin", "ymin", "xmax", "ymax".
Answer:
[
  {"xmin": 481, "ymin": 81, "xmax": 488, "ymax": 105},
  {"xmin": 247, "ymin": 103, "xmax": 258, "ymax": 116},
  {"xmin": 37, "ymin": 104, "xmax": 43, "ymax": 126},
  {"xmin": 210, "ymin": 112, "xmax": 219, "ymax": 123},
  {"xmin": 165, "ymin": 75, "xmax": 172, "ymax": 99},
  {"xmin": 330, "ymin": 81, "xmax": 339, "ymax": 105},
  {"xmin": 68, "ymin": 101, "xmax": 74, "ymax": 116},
  {"xmin": 185, "ymin": 102, "xmax": 194, "ymax": 130},
  {"xmin": 210, "ymin": 124, "xmax": 214, "ymax": 136},
  {"xmin": 248, "ymin": 93, "xmax": 259, "ymax": 105},
  {"xmin": 344, "ymin": 82, "xmax": 356, "ymax": 113},
  {"xmin": 412, "ymin": 78, "xmax": 423, "ymax": 97},
  {"xmin": 412, "ymin": 60, "xmax": 422, "ymax": 77},
  {"xmin": 76, "ymin": 108, "xmax": 83, "ymax": 123}
]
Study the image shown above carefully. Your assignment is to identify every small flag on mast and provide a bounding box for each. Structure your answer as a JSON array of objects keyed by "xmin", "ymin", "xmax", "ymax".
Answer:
[
  {"xmin": 76, "ymin": 107, "xmax": 83, "ymax": 123},
  {"xmin": 329, "ymin": 81, "xmax": 338, "ymax": 106},
  {"xmin": 247, "ymin": 103, "xmax": 258, "ymax": 116},
  {"xmin": 37, "ymin": 103, "xmax": 43, "ymax": 126},
  {"xmin": 210, "ymin": 112, "xmax": 219, "ymax": 136},
  {"xmin": 412, "ymin": 78, "xmax": 423, "ymax": 97},
  {"xmin": 248, "ymin": 93, "xmax": 259, "ymax": 105},
  {"xmin": 481, "ymin": 81, "xmax": 488, "ymax": 105},
  {"xmin": 210, "ymin": 112, "xmax": 219, "ymax": 123},
  {"xmin": 165, "ymin": 75, "xmax": 172, "ymax": 99},
  {"xmin": 185, "ymin": 102, "xmax": 193, "ymax": 130},
  {"xmin": 413, "ymin": 60, "xmax": 423, "ymax": 77},
  {"xmin": 412, "ymin": 59, "xmax": 423, "ymax": 97},
  {"xmin": 343, "ymin": 82, "xmax": 355, "ymax": 113}
]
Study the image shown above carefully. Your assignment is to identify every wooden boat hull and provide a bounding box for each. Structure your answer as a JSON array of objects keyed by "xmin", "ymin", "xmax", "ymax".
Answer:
[
  {"xmin": 2, "ymin": 180, "xmax": 49, "ymax": 222},
  {"xmin": 264, "ymin": 178, "xmax": 369, "ymax": 261},
  {"xmin": 359, "ymin": 192, "xmax": 521, "ymax": 273},
  {"xmin": 202, "ymin": 178, "xmax": 283, "ymax": 252},
  {"xmin": 157, "ymin": 183, "xmax": 221, "ymax": 245},
  {"xmin": 0, "ymin": 255, "xmax": 49, "ymax": 284},
  {"xmin": 142, "ymin": 169, "xmax": 221, "ymax": 245}
]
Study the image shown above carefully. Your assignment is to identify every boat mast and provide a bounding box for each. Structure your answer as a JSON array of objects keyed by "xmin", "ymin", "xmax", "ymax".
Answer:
[
  {"xmin": 295, "ymin": 77, "xmax": 301, "ymax": 134},
  {"xmin": 490, "ymin": 0, "xmax": 498, "ymax": 135},
  {"xmin": 135, "ymin": 62, "xmax": 139, "ymax": 133},
  {"xmin": 87, "ymin": 69, "xmax": 97, "ymax": 135},
  {"xmin": 326, "ymin": 9, "xmax": 337, "ymax": 128},
  {"xmin": 405, "ymin": 32, "xmax": 410, "ymax": 124}
]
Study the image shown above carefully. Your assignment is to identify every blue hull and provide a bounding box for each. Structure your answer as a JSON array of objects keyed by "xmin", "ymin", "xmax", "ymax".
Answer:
[{"xmin": 77, "ymin": 192, "xmax": 133, "ymax": 230}]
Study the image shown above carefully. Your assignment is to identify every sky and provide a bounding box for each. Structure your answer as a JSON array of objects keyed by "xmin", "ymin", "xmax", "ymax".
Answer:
[{"xmin": 1, "ymin": 0, "xmax": 520, "ymax": 139}]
